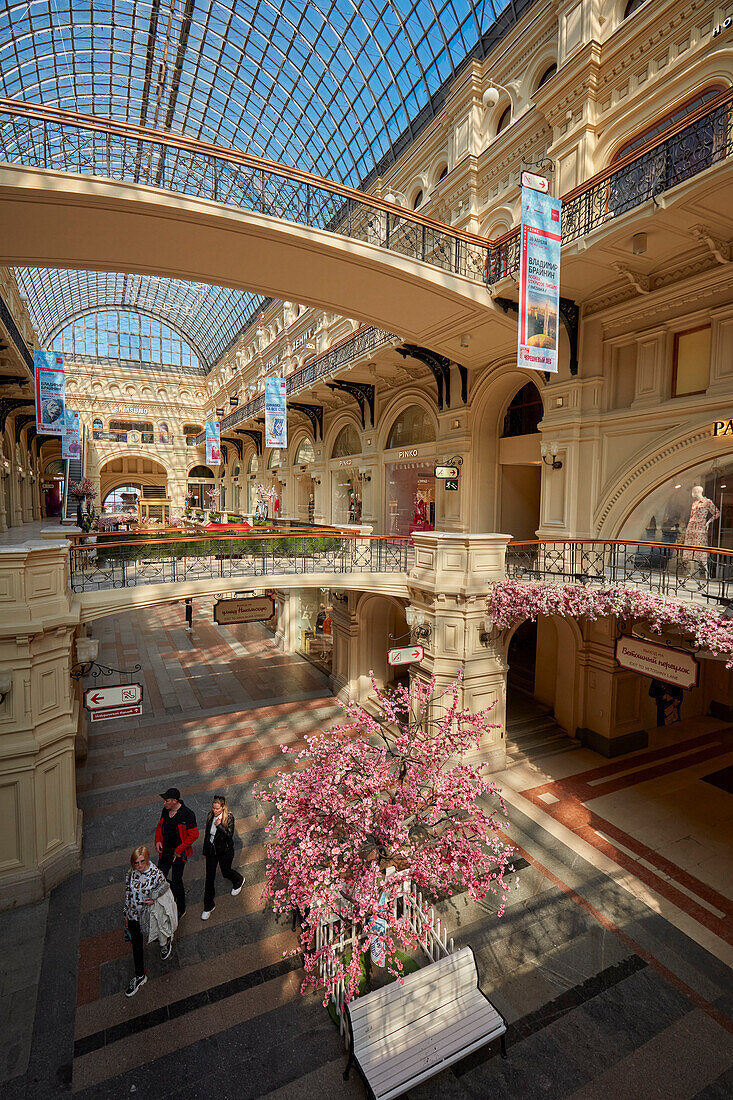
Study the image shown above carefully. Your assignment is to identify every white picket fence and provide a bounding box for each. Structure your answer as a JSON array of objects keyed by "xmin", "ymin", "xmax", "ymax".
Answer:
[{"xmin": 315, "ymin": 879, "xmax": 455, "ymax": 1041}]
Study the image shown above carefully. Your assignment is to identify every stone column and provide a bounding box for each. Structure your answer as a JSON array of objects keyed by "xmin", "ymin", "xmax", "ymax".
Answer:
[
  {"xmin": 0, "ymin": 543, "xmax": 82, "ymax": 910},
  {"xmin": 329, "ymin": 592, "xmax": 359, "ymax": 703},
  {"xmin": 274, "ymin": 589, "xmax": 299, "ymax": 652},
  {"xmin": 408, "ymin": 532, "xmax": 512, "ymax": 771}
]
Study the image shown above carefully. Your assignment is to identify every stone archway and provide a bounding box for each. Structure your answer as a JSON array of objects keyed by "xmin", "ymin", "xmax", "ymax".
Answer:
[{"xmin": 355, "ymin": 593, "xmax": 408, "ymax": 702}]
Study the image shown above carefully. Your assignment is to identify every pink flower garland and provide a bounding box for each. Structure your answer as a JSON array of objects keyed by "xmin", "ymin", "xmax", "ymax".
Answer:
[
  {"xmin": 255, "ymin": 674, "xmax": 518, "ymax": 1007},
  {"xmin": 488, "ymin": 580, "xmax": 733, "ymax": 667}
]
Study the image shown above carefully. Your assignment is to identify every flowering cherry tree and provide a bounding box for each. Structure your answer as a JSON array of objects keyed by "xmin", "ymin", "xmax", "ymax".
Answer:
[
  {"xmin": 255, "ymin": 675, "xmax": 517, "ymax": 1006},
  {"xmin": 489, "ymin": 580, "xmax": 733, "ymax": 667}
]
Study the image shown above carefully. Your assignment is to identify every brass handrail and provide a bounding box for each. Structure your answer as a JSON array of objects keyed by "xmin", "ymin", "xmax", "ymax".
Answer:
[{"xmin": 507, "ymin": 538, "xmax": 733, "ymax": 558}]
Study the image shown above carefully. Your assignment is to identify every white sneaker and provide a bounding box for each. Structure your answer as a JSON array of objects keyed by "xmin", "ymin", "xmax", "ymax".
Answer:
[
  {"xmin": 231, "ymin": 883, "xmax": 244, "ymax": 897},
  {"xmin": 201, "ymin": 906, "xmax": 215, "ymax": 920}
]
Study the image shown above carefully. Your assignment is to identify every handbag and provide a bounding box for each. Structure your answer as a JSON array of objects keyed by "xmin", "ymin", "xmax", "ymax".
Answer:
[{"xmin": 124, "ymin": 917, "xmax": 132, "ymax": 943}]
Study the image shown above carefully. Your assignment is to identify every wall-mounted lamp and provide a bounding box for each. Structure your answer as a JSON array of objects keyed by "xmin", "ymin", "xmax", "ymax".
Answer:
[
  {"xmin": 405, "ymin": 606, "xmax": 432, "ymax": 642},
  {"xmin": 541, "ymin": 442, "xmax": 563, "ymax": 470},
  {"xmin": 460, "ymin": 333, "xmax": 471, "ymax": 348},
  {"xmin": 0, "ymin": 671, "xmax": 12, "ymax": 704},
  {"xmin": 482, "ymin": 81, "xmax": 511, "ymax": 110},
  {"xmin": 71, "ymin": 634, "xmax": 142, "ymax": 682},
  {"xmin": 632, "ymin": 232, "xmax": 647, "ymax": 256},
  {"xmin": 479, "ymin": 615, "xmax": 493, "ymax": 646}
]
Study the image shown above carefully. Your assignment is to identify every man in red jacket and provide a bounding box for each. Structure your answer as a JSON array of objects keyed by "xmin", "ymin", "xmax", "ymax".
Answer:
[{"xmin": 155, "ymin": 787, "xmax": 199, "ymax": 919}]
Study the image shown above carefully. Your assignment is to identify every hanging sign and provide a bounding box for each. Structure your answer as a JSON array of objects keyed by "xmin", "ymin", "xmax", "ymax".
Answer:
[
  {"xmin": 444, "ymin": 479, "xmax": 459, "ymax": 491},
  {"xmin": 521, "ymin": 171, "xmax": 549, "ymax": 193},
  {"xmin": 518, "ymin": 186, "xmax": 562, "ymax": 374},
  {"xmin": 89, "ymin": 704, "xmax": 143, "ymax": 722},
  {"xmin": 34, "ymin": 350, "xmax": 66, "ymax": 434},
  {"xmin": 615, "ymin": 636, "xmax": 698, "ymax": 690},
  {"xmin": 387, "ymin": 644, "xmax": 424, "ymax": 666},
  {"xmin": 62, "ymin": 410, "xmax": 81, "ymax": 458},
  {"xmin": 213, "ymin": 595, "xmax": 275, "ymax": 625},
  {"xmin": 434, "ymin": 466, "xmax": 459, "ymax": 479},
  {"xmin": 265, "ymin": 377, "xmax": 287, "ymax": 448},
  {"xmin": 84, "ymin": 683, "xmax": 144, "ymax": 710},
  {"xmin": 205, "ymin": 420, "xmax": 221, "ymax": 465}
]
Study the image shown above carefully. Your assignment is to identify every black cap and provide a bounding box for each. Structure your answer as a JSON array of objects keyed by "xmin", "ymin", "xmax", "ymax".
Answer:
[{"xmin": 160, "ymin": 787, "xmax": 181, "ymax": 800}]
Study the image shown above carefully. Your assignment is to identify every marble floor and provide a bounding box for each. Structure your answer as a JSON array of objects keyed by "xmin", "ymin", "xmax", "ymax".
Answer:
[{"xmin": 1, "ymin": 599, "xmax": 732, "ymax": 1099}]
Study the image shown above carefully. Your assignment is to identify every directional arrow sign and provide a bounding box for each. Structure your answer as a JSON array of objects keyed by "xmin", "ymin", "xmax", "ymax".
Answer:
[
  {"xmin": 84, "ymin": 683, "xmax": 144, "ymax": 711},
  {"xmin": 434, "ymin": 465, "xmax": 459, "ymax": 479},
  {"xmin": 89, "ymin": 704, "xmax": 143, "ymax": 722},
  {"xmin": 387, "ymin": 645, "xmax": 424, "ymax": 667}
]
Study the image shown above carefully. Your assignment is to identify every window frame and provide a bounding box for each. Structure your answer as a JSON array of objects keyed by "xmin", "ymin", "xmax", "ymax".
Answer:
[{"xmin": 671, "ymin": 324, "xmax": 711, "ymax": 399}]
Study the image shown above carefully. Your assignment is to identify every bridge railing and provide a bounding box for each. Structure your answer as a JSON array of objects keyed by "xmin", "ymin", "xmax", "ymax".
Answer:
[
  {"xmin": 0, "ymin": 98, "xmax": 490, "ymax": 284},
  {"xmin": 505, "ymin": 539, "xmax": 733, "ymax": 606},
  {"xmin": 69, "ymin": 530, "xmax": 412, "ymax": 593}
]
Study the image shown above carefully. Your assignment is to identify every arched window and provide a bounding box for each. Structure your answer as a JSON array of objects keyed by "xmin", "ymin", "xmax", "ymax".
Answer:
[
  {"xmin": 188, "ymin": 465, "xmax": 214, "ymax": 479},
  {"xmin": 247, "ymin": 453, "xmax": 259, "ymax": 474},
  {"xmin": 436, "ymin": 164, "xmax": 448, "ymax": 182},
  {"xmin": 331, "ymin": 425, "xmax": 361, "ymax": 458},
  {"xmin": 268, "ymin": 448, "xmax": 283, "ymax": 469},
  {"xmin": 624, "ymin": 0, "xmax": 646, "ymax": 17},
  {"xmin": 92, "ymin": 418, "xmax": 103, "ymax": 434},
  {"xmin": 295, "ymin": 438, "xmax": 316, "ymax": 465},
  {"xmin": 412, "ymin": 189, "xmax": 423, "ymax": 209},
  {"xmin": 386, "ymin": 406, "xmax": 436, "ymax": 449},
  {"xmin": 502, "ymin": 383, "xmax": 543, "ymax": 438},
  {"xmin": 158, "ymin": 422, "xmax": 170, "ymax": 443},
  {"xmin": 535, "ymin": 63, "xmax": 557, "ymax": 91},
  {"xmin": 183, "ymin": 422, "xmax": 203, "ymax": 441},
  {"xmin": 232, "ymin": 463, "xmax": 241, "ymax": 478},
  {"xmin": 611, "ymin": 87, "xmax": 726, "ymax": 162},
  {"xmin": 496, "ymin": 106, "xmax": 511, "ymax": 135}
]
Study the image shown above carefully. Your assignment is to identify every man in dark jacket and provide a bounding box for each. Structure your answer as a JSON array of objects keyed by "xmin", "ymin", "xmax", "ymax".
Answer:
[{"xmin": 155, "ymin": 787, "xmax": 199, "ymax": 918}]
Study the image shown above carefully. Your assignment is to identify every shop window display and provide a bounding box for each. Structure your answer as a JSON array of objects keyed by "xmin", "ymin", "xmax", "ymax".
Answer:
[
  {"xmin": 618, "ymin": 459, "xmax": 732, "ymax": 561},
  {"xmin": 385, "ymin": 462, "xmax": 436, "ymax": 535},
  {"xmin": 296, "ymin": 589, "xmax": 333, "ymax": 672}
]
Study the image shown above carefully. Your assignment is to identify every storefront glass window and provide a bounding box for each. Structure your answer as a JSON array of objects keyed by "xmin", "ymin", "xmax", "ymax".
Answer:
[
  {"xmin": 331, "ymin": 471, "xmax": 359, "ymax": 524},
  {"xmin": 294, "ymin": 438, "xmax": 316, "ymax": 465},
  {"xmin": 386, "ymin": 405, "xmax": 436, "ymax": 449},
  {"xmin": 248, "ymin": 453, "xmax": 259, "ymax": 474},
  {"xmin": 385, "ymin": 461, "xmax": 436, "ymax": 535},
  {"xmin": 296, "ymin": 588, "xmax": 333, "ymax": 673},
  {"xmin": 268, "ymin": 448, "xmax": 282, "ymax": 468},
  {"xmin": 618, "ymin": 458, "xmax": 733, "ymax": 550},
  {"xmin": 331, "ymin": 425, "xmax": 361, "ymax": 458}
]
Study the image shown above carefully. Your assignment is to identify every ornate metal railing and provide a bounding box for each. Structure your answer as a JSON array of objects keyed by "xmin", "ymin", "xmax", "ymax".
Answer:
[
  {"xmin": 192, "ymin": 325, "xmax": 394, "ymax": 444},
  {"xmin": 69, "ymin": 531, "xmax": 412, "ymax": 592},
  {"xmin": 0, "ymin": 99, "xmax": 491, "ymax": 283},
  {"xmin": 505, "ymin": 540, "xmax": 733, "ymax": 606},
  {"xmin": 489, "ymin": 87, "xmax": 733, "ymax": 278}
]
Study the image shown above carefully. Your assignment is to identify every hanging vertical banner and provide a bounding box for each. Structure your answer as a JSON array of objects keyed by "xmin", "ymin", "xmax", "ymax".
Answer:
[
  {"xmin": 34, "ymin": 350, "xmax": 66, "ymax": 434},
  {"xmin": 264, "ymin": 377, "xmax": 287, "ymax": 448},
  {"xmin": 62, "ymin": 410, "xmax": 81, "ymax": 459},
  {"xmin": 517, "ymin": 186, "xmax": 562, "ymax": 374},
  {"xmin": 205, "ymin": 420, "xmax": 221, "ymax": 465}
]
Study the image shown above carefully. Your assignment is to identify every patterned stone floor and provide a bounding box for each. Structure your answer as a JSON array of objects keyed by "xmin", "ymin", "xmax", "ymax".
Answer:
[{"xmin": 3, "ymin": 598, "xmax": 733, "ymax": 1098}]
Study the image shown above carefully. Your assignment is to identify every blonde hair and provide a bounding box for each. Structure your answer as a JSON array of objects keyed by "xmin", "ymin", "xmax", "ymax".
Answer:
[
  {"xmin": 211, "ymin": 794, "xmax": 232, "ymax": 828},
  {"xmin": 130, "ymin": 845, "xmax": 150, "ymax": 868}
]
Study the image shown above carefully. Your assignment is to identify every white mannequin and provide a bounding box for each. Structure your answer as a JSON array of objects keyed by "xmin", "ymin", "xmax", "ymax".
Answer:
[{"xmin": 690, "ymin": 485, "xmax": 715, "ymax": 528}]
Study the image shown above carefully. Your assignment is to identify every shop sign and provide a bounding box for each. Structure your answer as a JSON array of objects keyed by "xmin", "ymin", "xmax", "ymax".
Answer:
[
  {"xmin": 398, "ymin": 449, "xmax": 419, "ymax": 459},
  {"xmin": 112, "ymin": 405, "xmax": 149, "ymax": 414},
  {"xmin": 713, "ymin": 16, "xmax": 732, "ymax": 37},
  {"xmin": 434, "ymin": 466, "xmax": 459, "ymax": 479},
  {"xmin": 712, "ymin": 419, "xmax": 733, "ymax": 436},
  {"xmin": 213, "ymin": 595, "xmax": 275, "ymax": 625},
  {"xmin": 444, "ymin": 479, "xmax": 459, "ymax": 491},
  {"xmin": 521, "ymin": 170, "xmax": 549, "ymax": 193},
  {"xmin": 615, "ymin": 636, "xmax": 698, "ymax": 690},
  {"xmin": 89, "ymin": 704, "xmax": 143, "ymax": 722},
  {"xmin": 84, "ymin": 683, "xmax": 144, "ymax": 711},
  {"xmin": 387, "ymin": 644, "xmax": 424, "ymax": 666}
]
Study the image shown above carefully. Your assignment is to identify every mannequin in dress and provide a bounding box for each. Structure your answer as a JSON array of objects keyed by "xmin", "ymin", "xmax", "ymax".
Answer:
[{"xmin": 682, "ymin": 485, "xmax": 720, "ymax": 565}]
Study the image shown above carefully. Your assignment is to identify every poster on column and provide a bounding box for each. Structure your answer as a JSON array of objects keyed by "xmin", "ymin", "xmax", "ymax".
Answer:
[
  {"xmin": 62, "ymin": 410, "xmax": 80, "ymax": 458},
  {"xmin": 265, "ymin": 377, "xmax": 287, "ymax": 448},
  {"xmin": 517, "ymin": 186, "xmax": 562, "ymax": 374},
  {"xmin": 205, "ymin": 420, "xmax": 221, "ymax": 465},
  {"xmin": 34, "ymin": 350, "xmax": 66, "ymax": 434}
]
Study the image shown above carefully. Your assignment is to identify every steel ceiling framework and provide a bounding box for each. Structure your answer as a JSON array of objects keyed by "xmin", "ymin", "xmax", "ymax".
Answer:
[{"xmin": 0, "ymin": 0, "xmax": 529, "ymax": 368}]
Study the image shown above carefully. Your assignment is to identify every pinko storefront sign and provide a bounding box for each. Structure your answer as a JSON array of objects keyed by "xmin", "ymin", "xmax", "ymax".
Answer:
[{"xmin": 615, "ymin": 636, "xmax": 698, "ymax": 690}]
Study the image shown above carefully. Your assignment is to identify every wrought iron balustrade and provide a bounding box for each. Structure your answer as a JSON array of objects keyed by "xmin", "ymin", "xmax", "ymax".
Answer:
[
  {"xmin": 69, "ymin": 530, "xmax": 412, "ymax": 593},
  {"xmin": 505, "ymin": 539, "xmax": 733, "ymax": 606},
  {"xmin": 0, "ymin": 99, "xmax": 491, "ymax": 284},
  {"xmin": 193, "ymin": 326, "xmax": 394, "ymax": 444}
]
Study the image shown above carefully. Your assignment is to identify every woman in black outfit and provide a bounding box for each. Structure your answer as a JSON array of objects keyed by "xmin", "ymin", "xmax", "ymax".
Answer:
[{"xmin": 201, "ymin": 794, "xmax": 244, "ymax": 919}]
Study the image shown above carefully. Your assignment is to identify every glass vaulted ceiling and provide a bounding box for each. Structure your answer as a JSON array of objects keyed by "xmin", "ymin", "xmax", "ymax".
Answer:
[{"xmin": 1, "ymin": 0, "xmax": 529, "ymax": 369}]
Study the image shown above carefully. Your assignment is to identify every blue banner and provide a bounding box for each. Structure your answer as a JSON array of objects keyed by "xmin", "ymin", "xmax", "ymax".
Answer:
[
  {"xmin": 205, "ymin": 420, "xmax": 221, "ymax": 465},
  {"xmin": 264, "ymin": 377, "xmax": 287, "ymax": 448},
  {"xmin": 34, "ymin": 350, "xmax": 66, "ymax": 434},
  {"xmin": 518, "ymin": 186, "xmax": 562, "ymax": 374},
  {"xmin": 62, "ymin": 410, "xmax": 80, "ymax": 459}
]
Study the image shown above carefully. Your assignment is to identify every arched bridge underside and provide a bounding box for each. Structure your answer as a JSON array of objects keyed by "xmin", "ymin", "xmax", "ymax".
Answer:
[
  {"xmin": 76, "ymin": 571, "xmax": 410, "ymax": 623},
  {"xmin": 0, "ymin": 164, "xmax": 514, "ymax": 369}
]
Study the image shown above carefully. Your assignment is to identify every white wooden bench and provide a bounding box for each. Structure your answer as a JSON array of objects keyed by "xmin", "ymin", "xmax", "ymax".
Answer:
[{"xmin": 343, "ymin": 946, "xmax": 507, "ymax": 1099}]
